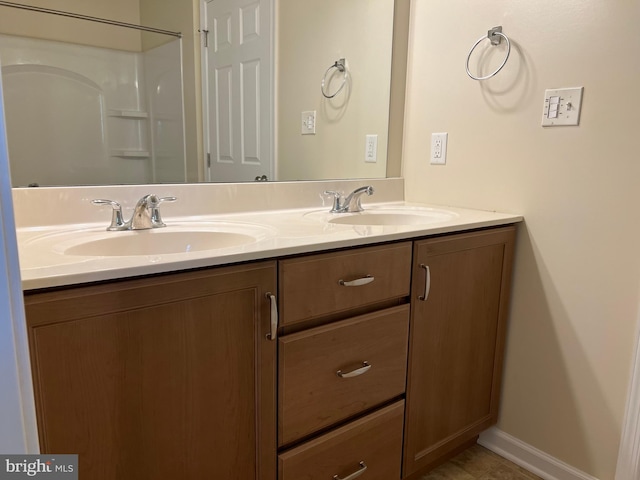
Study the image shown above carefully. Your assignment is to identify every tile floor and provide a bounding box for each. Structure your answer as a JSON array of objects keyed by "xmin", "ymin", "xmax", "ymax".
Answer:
[{"xmin": 420, "ymin": 444, "xmax": 542, "ymax": 480}]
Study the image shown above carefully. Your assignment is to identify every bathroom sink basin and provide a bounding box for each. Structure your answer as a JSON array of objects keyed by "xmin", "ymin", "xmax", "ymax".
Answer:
[
  {"xmin": 21, "ymin": 221, "xmax": 273, "ymax": 258},
  {"xmin": 306, "ymin": 206, "xmax": 458, "ymax": 226},
  {"xmin": 64, "ymin": 230, "xmax": 257, "ymax": 256}
]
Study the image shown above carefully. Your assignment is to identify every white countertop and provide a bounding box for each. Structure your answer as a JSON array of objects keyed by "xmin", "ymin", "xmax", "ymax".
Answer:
[{"xmin": 18, "ymin": 201, "xmax": 522, "ymax": 291}]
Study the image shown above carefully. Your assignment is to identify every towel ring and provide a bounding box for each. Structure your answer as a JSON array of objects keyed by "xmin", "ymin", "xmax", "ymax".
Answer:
[
  {"xmin": 321, "ymin": 58, "xmax": 348, "ymax": 98},
  {"xmin": 466, "ymin": 26, "xmax": 511, "ymax": 81}
]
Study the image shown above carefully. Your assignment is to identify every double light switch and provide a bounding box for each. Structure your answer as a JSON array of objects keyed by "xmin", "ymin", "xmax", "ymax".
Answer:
[{"xmin": 547, "ymin": 96, "xmax": 561, "ymax": 119}]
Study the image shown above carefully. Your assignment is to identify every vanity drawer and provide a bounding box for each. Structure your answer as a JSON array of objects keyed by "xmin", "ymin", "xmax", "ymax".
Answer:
[
  {"xmin": 279, "ymin": 400, "xmax": 404, "ymax": 480},
  {"xmin": 278, "ymin": 242, "xmax": 412, "ymax": 325},
  {"xmin": 278, "ymin": 305, "xmax": 409, "ymax": 446}
]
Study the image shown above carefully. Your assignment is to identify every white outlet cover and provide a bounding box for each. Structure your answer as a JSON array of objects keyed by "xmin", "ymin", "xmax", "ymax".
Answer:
[
  {"xmin": 365, "ymin": 134, "xmax": 378, "ymax": 163},
  {"xmin": 301, "ymin": 110, "xmax": 316, "ymax": 134},
  {"xmin": 430, "ymin": 132, "xmax": 448, "ymax": 165}
]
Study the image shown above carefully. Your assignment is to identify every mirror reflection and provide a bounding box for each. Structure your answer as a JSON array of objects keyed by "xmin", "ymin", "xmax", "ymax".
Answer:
[{"xmin": 0, "ymin": 0, "xmax": 399, "ymax": 186}]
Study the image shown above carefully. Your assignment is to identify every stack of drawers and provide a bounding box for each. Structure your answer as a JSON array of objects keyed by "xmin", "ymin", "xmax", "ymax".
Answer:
[{"xmin": 277, "ymin": 242, "xmax": 412, "ymax": 480}]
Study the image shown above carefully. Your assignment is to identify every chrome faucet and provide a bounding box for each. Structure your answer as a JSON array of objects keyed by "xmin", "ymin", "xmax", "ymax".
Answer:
[
  {"xmin": 92, "ymin": 194, "xmax": 177, "ymax": 231},
  {"xmin": 323, "ymin": 186, "xmax": 374, "ymax": 213}
]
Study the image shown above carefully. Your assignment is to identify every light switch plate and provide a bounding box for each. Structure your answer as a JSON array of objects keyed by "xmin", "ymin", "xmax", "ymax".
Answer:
[{"xmin": 542, "ymin": 87, "xmax": 584, "ymax": 126}]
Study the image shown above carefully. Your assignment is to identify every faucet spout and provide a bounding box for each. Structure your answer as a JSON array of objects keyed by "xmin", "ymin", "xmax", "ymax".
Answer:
[
  {"xmin": 128, "ymin": 194, "xmax": 160, "ymax": 230},
  {"xmin": 342, "ymin": 186, "xmax": 374, "ymax": 212}
]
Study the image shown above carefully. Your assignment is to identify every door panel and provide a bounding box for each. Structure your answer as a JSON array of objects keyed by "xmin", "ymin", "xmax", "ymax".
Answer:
[{"xmin": 204, "ymin": 0, "xmax": 272, "ymax": 182}]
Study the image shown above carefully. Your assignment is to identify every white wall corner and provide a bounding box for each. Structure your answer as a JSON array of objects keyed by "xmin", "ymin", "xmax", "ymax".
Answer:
[
  {"xmin": 479, "ymin": 427, "xmax": 600, "ymax": 480},
  {"xmin": 615, "ymin": 314, "xmax": 640, "ymax": 480}
]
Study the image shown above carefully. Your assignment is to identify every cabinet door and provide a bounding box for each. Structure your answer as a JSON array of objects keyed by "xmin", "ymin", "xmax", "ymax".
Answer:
[
  {"xmin": 403, "ymin": 227, "xmax": 515, "ymax": 477},
  {"xmin": 25, "ymin": 262, "xmax": 277, "ymax": 480}
]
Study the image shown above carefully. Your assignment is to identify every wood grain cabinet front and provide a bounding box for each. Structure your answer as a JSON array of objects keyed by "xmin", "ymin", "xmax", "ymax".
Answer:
[
  {"xmin": 25, "ymin": 262, "xmax": 277, "ymax": 480},
  {"xmin": 279, "ymin": 401, "xmax": 405, "ymax": 480},
  {"xmin": 278, "ymin": 242, "xmax": 412, "ymax": 326},
  {"xmin": 403, "ymin": 227, "xmax": 516, "ymax": 477},
  {"xmin": 278, "ymin": 305, "xmax": 410, "ymax": 446}
]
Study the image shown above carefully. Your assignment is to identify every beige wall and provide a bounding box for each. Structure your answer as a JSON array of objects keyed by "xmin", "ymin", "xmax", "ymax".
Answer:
[
  {"xmin": 139, "ymin": 0, "xmax": 202, "ymax": 182},
  {"xmin": 0, "ymin": 0, "xmax": 141, "ymax": 51},
  {"xmin": 276, "ymin": 0, "xmax": 393, "ymax": 181},
  {"xmin": 402, "ymin": 0, "xmax": 640, "ymax": 478}
]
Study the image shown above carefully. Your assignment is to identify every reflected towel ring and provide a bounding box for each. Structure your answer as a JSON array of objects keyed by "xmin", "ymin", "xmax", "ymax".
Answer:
[
  {"xmin": 466, "ymin": 26, "xmax": 511, "ymax": 81},
  {"xmin": 321, "ymin": 58, "xmax": 348, "ymax": 98}
]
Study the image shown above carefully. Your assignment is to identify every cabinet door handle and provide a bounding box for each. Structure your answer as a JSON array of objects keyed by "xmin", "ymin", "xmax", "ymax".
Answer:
[
  {"xmin": 265, "ymin": 292, "xmax": 278, "ymax": 340},
  {"xmin": 418, "ymin": 264, "xmax": 431, "ymax": 301},
  {"xmin": 333, "ymin": 461, "xmax": 368, "ymax": 480},
  {"xmin": 337, "ymin": 361, "xmax": 371, "ymax": 378},
  {"xmin": 338, "ymin": 275, "xmax": 374, "ymax": 287}
]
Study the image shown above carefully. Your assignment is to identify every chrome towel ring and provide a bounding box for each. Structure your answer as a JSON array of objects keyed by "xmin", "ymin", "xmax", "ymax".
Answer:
[
  {"xmin": 465, "ymin": 26, "xmax": 511, "ymax": 81},
  {"xmin": 321, "ymin": 58, "xmax": 348, "ymax": 98}
]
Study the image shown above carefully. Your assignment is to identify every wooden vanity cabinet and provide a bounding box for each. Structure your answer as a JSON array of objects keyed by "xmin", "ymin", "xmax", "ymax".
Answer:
[
  {"xmin": 24, "ymin": 225, "xmax": 517, "ymax": 480},
  {"xmin": 403, "ymin": 227, "xmax": 516, "ymax": 478},
  {"xmin": 25, "ymin": 262, "xmax": 277, "ymax": 480}
]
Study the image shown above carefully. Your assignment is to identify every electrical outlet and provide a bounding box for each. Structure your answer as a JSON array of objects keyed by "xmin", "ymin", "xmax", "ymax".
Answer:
[
  {"xmin": 430, "ymin": 133, "xmax": 448, "ymax": 165},
  {"xmin": 365, "ymin": 135, "xmax": 378, "ymax": 163},
  {"xmin": 301, "ymin": 111, "xmax": 316, "ymax": 135}
]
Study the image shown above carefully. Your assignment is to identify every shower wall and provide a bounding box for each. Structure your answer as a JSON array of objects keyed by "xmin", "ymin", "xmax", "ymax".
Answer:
[
  {"xmin": 0, "ymin": 34, "xmax": 186, "ymax": 187},
  {"xmin": 143, "ymin": 39, "xmax": 187, "ymax": 184}
]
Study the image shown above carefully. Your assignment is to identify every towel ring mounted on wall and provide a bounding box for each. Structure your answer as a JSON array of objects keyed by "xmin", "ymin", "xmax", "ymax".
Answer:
[
  {"xmin": 321, "ymin": 58, "xmax": 348, "ymax": 98},
  {"xmin": 465, "ymin": 26, "xmax": 511, "ymax": 81}
]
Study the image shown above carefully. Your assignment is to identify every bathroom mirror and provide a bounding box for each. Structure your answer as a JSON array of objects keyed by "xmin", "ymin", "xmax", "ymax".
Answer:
[{"xmin": 0, "ymin": 0, "xmax": 408, "ymax": 186}]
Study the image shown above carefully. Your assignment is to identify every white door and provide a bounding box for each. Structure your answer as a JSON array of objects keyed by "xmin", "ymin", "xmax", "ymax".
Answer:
[{"xmin": 202, "ymin": 0, "xmax": 273, "ymax": 182}]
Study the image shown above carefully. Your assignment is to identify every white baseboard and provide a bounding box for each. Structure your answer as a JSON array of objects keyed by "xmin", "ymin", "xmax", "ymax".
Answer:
[{"xmin": 478, "ymin": 427, "xmax": 599, "ymax": 480}]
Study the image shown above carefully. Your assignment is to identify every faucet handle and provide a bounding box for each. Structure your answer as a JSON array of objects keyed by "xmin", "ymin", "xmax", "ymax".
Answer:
[
  {"xmin": 323, "ymin": 191, "xmax": 343, "ymax": 213},
  {"xmin": 323, "ymin": 190, "xmax": 341, "ymax": 197},
  {"xmin": 151, "ymin": 196, "xmax": 178, "ymax": 227},
  {"xmin": 92, "ymin": 199, "xmax": 120, "ymax": 209},
  {"xmin": 91, "ymin": 199, "xmax": 125, "ymax": 231}
]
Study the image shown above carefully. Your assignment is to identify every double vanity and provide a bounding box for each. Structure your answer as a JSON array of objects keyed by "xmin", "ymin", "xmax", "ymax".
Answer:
[{"xmin": 15, "ymin": 179, "xmax": 522, "ymax": 480}]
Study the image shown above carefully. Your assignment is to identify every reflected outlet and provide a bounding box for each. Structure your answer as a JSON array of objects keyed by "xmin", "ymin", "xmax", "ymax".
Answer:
[{"xmin": 430, "ymin": 133, "xmax": 447, "ymax": 165}]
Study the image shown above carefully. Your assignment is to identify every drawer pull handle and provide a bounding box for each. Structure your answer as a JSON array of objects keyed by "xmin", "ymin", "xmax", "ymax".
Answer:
[
  {"xmin": 333, "ymin": 461, "xmax": 367, "ymax": 480},
  {"xmin": 265, "ymin": 292, "xmax": 278, "ymax": 340},
  {"xmin": 338, "ymin": 275, "xmax": 374, "ymax": 287},
  {"xmin": 337, "ymin": 361, "xmax": 371, "ymax": 378},
  {"xmin": 418, "ymin": 264, "xmax": 431, "ymax": 301}
]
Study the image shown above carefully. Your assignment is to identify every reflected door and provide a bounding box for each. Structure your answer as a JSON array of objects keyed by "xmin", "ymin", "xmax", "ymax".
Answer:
[{"xmin": 203, "ymin": 0, "xmax": 273, "ymax": 182}]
